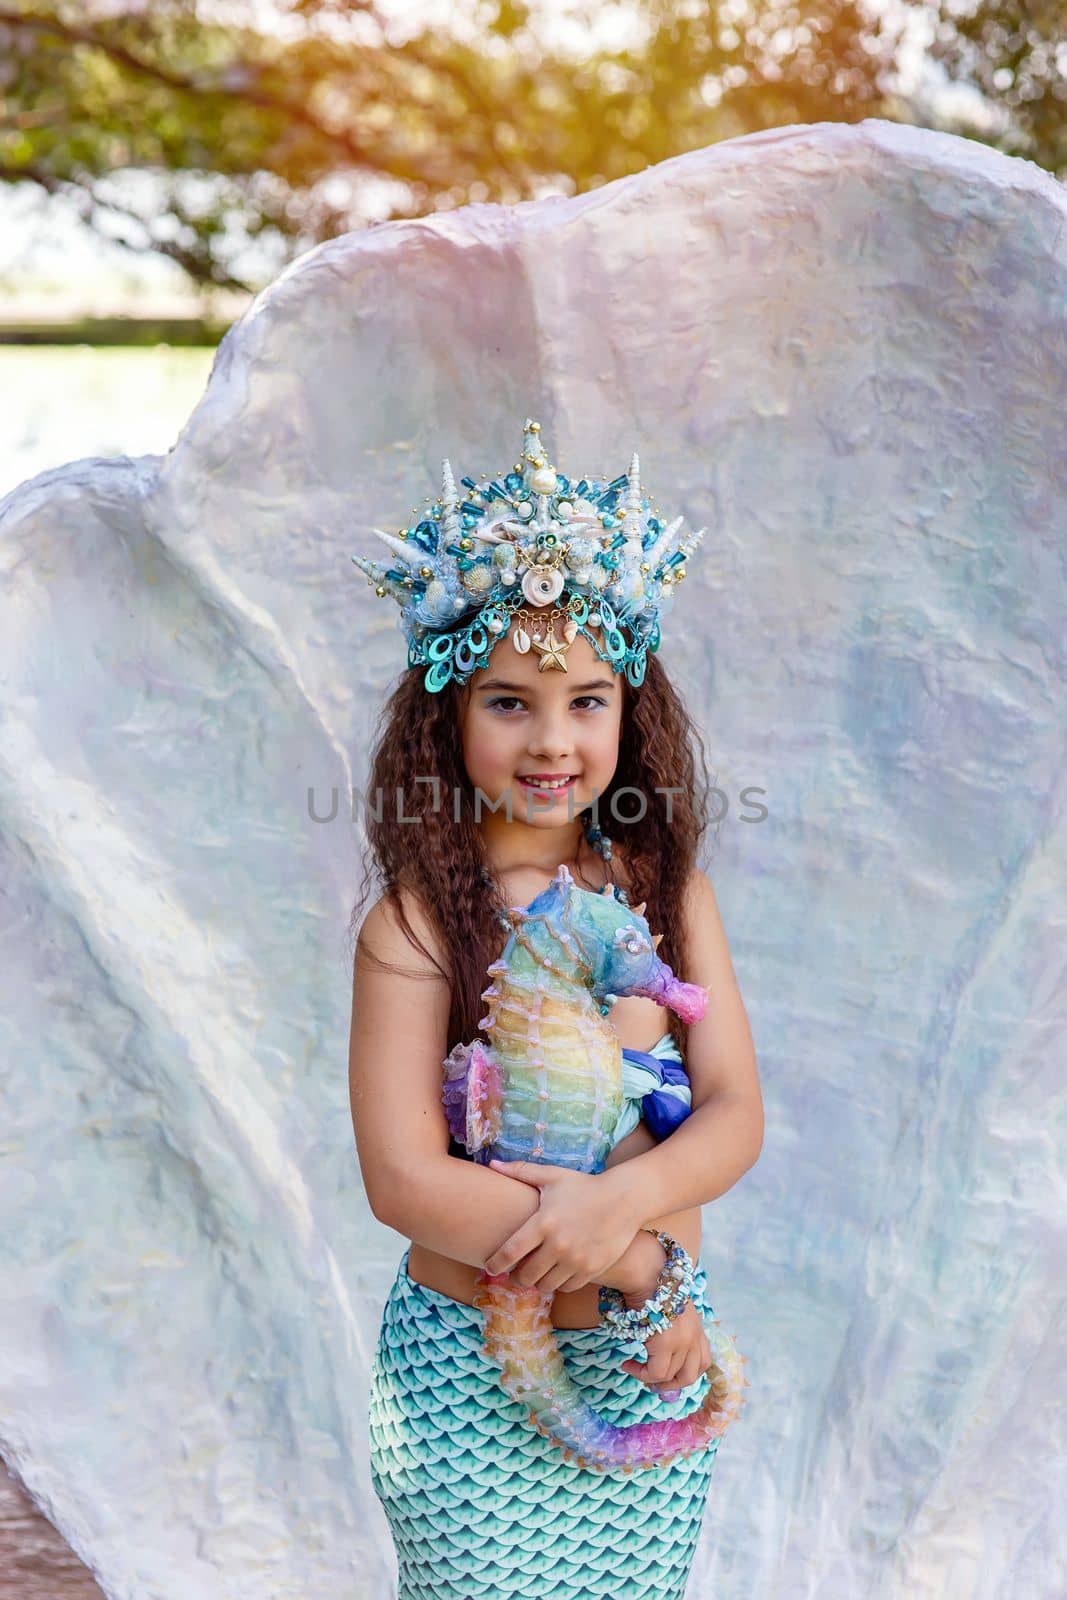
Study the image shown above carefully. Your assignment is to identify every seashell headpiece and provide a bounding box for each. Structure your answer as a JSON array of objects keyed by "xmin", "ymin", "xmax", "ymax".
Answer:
[{"xmin": 350, "ymin": 417, "xmax": 707, "ymax": 693}]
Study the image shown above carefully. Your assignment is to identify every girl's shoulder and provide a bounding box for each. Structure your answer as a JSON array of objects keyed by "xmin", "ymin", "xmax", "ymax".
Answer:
[{"xmin": 357, "ymin": 876, "xmax": 449, "ymax": 983}]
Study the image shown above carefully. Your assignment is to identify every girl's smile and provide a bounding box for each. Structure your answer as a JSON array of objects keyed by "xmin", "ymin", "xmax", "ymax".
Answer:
[{"xmin": 515, "ymin": 774, "xmax": 580, "ymax": 797}]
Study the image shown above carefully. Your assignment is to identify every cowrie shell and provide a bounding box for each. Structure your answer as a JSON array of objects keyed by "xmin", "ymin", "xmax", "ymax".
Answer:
[{"xmin": 513, "ymin": 627, "xmax": 531, "ymax": 653}]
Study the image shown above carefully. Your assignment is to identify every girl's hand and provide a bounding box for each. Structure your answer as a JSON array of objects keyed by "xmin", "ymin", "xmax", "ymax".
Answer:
[
  {"xmin": 482, "ymin": 1159, "xmax": 643, "ymax": 1294},
  {"xmin": 621, "ymin": 1298, "xmax": 713, "ymax": 1397}
]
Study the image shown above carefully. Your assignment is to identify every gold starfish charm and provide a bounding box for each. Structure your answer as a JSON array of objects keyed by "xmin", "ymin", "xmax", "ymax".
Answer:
[{"xmin": 533, "ymin": 626, "xmax": 570, "ymax": 672}]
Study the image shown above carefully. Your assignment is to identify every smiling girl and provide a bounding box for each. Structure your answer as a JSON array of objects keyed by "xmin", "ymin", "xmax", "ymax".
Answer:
[{"xmin": 348, "ymin": 420, "xmax": 762, "ymax": 1599}]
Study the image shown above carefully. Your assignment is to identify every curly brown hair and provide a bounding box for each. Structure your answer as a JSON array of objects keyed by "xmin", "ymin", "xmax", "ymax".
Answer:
[{"xmin": 346, "ymin": 649, "xmax": 720, "ymax": 1059}]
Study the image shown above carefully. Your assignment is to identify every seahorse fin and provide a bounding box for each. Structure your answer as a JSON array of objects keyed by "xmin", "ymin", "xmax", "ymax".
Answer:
[
  {"xmin": 466, "ymin": 1039, "xmax": 504, "ymax": 1151},
  {"xmin": 441, "ymin": 1039, "xmax": 503, "ymax": 1153}
]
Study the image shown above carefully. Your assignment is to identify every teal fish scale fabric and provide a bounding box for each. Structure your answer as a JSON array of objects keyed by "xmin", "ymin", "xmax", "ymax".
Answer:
[{"xmin": 369, "ymin": 1249, "xmax": 723, "ymax": 1599}]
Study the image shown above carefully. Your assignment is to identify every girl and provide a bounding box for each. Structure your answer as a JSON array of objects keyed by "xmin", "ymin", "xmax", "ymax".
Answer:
[{"xmin": 348, "ymin": 420, "xmax": 762, "ymax": 1599}]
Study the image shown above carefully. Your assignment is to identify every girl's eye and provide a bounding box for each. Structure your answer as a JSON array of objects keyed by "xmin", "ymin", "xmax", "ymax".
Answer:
[{"xmin": 486, "ymin": 696, "xmax": 608, "ymax": 714}]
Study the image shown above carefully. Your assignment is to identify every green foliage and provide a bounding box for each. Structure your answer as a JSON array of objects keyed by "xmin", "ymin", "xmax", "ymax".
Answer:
[
  {"xmin": 0, "ymin": 1, "xmax": 1060, "ymax": 294},
  {"xmin": 924, "ymin": 0, "xmax": 1067, "ymax": 175}
]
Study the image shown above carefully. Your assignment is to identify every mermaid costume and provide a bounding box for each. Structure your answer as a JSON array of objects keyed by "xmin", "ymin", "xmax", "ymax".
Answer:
[
  {"xmin": 356, "ymin": 423, "xmax": 746, "ymax": 1595},
  {"xmin": 368, "ymin": 1033, "xmax": 726, "ymax": 1600}
]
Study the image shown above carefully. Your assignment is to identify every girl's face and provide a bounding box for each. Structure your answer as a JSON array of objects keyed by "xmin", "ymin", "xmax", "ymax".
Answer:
[{"xmin": 458, "ymin": 630, "xmax": 625, "ymax": 828}]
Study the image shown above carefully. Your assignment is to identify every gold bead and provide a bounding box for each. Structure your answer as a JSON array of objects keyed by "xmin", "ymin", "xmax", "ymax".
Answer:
[
  {"xmin": 529, "ymin": 421, "xmax": 541, "ymax": 431},
  {"xmin": 640, "ymin": 562, "xmax": 650, "ymax": 573},
  {"xmin": 459, "ymin": 537, "xmax": 472, "ymax": 550},
  {"xmin": 375, "ymin": 585, "xmax": 387, "ymax": 596},
  {"xmin": 420, "ymin": 566, "xmax": 432, "ymax": 578},
  {"xmin": 677, "ymin": 566, "xmax": 687, "ymax": 580}
]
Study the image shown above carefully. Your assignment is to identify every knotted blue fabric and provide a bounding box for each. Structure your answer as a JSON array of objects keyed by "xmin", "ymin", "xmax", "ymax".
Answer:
[{"xmin": 616, "ymin": 1032, "xmax": 693, "ymax": 1145}]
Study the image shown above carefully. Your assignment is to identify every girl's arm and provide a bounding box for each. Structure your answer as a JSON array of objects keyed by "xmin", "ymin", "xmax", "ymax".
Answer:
[
  {"xmin": 602, "ymin": 1125, "xmax": 703, "ymax": 1287},
  {"xmin": 348, "ymin": 887, "xmax": 665, "ymax": 1297},
  {"xmin": 599, "ymin": 866, "xmax": 764, "ymax": 1223},
  {"xmin": 474, "ymin": 865, "xmax": 759, "ymax": 1287}
]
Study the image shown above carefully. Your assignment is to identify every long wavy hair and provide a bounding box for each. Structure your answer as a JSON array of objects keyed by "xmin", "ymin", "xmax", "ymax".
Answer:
[{"xmin": 347, "ymin": 649, "xmax": 720, "ymax": 1060}]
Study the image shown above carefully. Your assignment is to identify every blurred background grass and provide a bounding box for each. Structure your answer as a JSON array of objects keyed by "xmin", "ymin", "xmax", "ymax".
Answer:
[{"xmin": 0, "ymin": 346, "xmax": 216, "ymax": 496}]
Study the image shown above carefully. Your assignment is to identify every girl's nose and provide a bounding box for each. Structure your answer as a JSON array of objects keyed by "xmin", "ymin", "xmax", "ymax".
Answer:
[{"xmin": 527, "ymin": 718, "xmax": 574, "ymax": 762}]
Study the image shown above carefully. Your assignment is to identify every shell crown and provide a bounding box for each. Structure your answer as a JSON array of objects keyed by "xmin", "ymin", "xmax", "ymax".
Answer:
[{"xmin": 350, "ymin": 416, "xmax": 707, "ymax": 692}]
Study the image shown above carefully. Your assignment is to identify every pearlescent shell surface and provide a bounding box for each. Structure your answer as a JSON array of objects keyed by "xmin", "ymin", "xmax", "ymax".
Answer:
[{"xmin": 0, "ymin": 119, "xmax": 1063, "ymax": 1598}]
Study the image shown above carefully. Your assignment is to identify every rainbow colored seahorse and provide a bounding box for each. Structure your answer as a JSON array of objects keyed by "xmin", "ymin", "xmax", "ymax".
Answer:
[{"xmin": 441, "ymin": 862, "xmax": 748, "ymax": 1474}]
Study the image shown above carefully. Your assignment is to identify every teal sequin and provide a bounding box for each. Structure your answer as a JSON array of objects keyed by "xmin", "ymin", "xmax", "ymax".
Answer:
[{"xmin": 369, "ymin": 1249, "xmax": 722, "ymax": 1599}]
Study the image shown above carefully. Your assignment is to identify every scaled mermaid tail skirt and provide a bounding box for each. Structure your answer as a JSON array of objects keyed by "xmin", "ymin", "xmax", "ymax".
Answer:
[{"xmin": 369, "ymin": 1249, "xmax": 725, "ymax": 1600}]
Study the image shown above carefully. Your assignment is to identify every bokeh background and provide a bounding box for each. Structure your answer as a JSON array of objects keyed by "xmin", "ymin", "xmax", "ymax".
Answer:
[
  {"xmin": 1, "ymin": 6, "xmax": 1064, "ymax": 1600},
  {"xmin": 2, "ymin": 0, "xmax": 1065, "ymax": 497}
]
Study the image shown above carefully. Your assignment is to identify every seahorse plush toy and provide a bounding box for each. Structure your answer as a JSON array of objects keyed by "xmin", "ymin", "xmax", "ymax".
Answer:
[{"xmin": 441, "ymin": 863, "xmax": 747, "ymax": 1474}]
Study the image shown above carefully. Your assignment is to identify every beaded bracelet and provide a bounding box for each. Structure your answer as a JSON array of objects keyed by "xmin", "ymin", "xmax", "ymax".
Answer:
[{"xmin": 598, "ymin": 1227, "xmax": 696, "ymax": 1344}]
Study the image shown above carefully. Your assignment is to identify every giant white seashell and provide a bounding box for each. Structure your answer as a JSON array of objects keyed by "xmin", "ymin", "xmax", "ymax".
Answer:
[
  {"xmin": 522, "ymin": 565, "xmax": 565, "ymax": 605},
  {"xmin": 4, "ymin": 118, "xmax": 1057, "ymax": 1585}
]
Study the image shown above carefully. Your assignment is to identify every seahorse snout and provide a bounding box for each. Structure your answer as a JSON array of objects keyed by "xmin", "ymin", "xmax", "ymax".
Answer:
[
  {"xmin": 629, "ymin": 957, "xmax": 709, "ymax": 1024},
  {"xmin": 662, "ymin": 974, "xmax": 709, "ymax": 1024}
]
